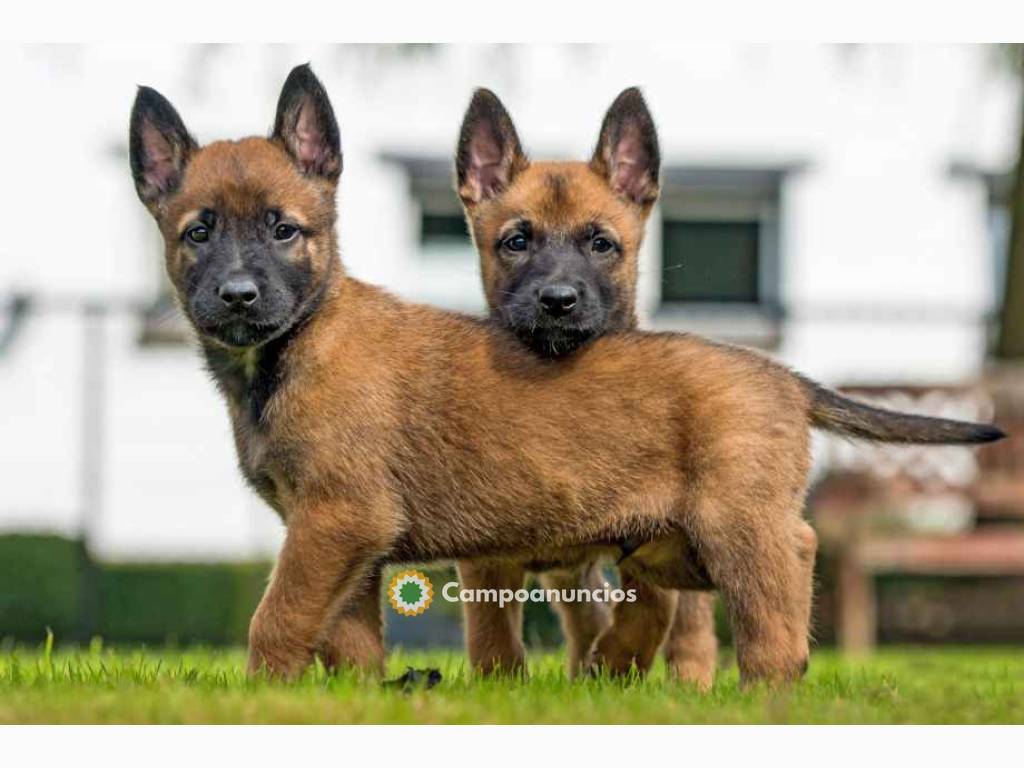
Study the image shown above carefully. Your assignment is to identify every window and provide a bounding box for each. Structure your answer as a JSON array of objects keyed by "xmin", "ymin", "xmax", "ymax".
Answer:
[
  {"xmin": 662, "ymin": 220, "xmax": 760, "ymax": 303},
  {"xmin": 654, "ymin": 166, "xmax": 788, "ymax": 347},
  {"xmin": 659, "ymin": 168, "xmax": 782, "ymax": 310},
  {"xmin": 381, "ymin": 153, "xmax": 485, "ymax": 313},
  {"xmin": 421, "ymin": 212, "xmax": 469, "ymax": 248},
  {"xmin": 413, "ymin": 177, "xmax": 473, "ymax": 261},
  {"xmin": 382, "ymin": 154, "xmax": 475, "ymax": 262}
]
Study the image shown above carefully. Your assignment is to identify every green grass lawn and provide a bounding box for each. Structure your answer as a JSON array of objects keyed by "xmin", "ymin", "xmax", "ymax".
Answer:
[{"xmin": 0, "ymin": 641, "xmax": 1021, "ymax": 724}]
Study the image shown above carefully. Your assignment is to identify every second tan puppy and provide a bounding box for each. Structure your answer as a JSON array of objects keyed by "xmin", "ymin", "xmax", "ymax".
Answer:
[{"xmin": 455, "ymin": 88, "xmax": 717, "ymax": 686}]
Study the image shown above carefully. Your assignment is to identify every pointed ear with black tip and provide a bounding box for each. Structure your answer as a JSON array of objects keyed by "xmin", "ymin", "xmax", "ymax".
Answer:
[
  {"xmin": 590, "ymin": 87, "xmax": 660, "ymax": 208},
  {"xmin": 272, "ymin": 64, "xmax": 342, "ymax": 181},
  {"xmin": 455, "ymin": 88, "xmax": 528, "ymax": 206},
  {"xmin": 129, "ymin": 86, "xmax": 198, "ymax": 212}
]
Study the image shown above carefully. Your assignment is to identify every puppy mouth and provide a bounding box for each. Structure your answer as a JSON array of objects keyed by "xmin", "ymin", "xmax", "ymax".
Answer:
[
  {"xmin": 500, "ymin": 301, "xmax": 604, "ymax": 358},
  {"xmin": 512, "ymin": 321, "xmax": 598, "ymax": 358},
  {"xmin": 198, "ymin": 317, "xmax": 284, "ymax": 349}
]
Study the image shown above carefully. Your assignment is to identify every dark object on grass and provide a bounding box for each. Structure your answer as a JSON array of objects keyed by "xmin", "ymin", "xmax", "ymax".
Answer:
[{"xmin": 382, "ymin": 667, "xmax": 442, "ymax": 693}]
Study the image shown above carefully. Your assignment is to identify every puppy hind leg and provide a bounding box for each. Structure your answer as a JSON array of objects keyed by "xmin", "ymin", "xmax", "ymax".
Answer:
[
  {"xmin": 685, "ymin": 510, "xmax": 812, "ymax": 687},
  {"xmin": 792, "ymin": 521, "xmax": 819, "ymax": 659}
]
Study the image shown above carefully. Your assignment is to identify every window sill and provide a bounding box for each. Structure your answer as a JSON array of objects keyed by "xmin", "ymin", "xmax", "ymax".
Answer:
[{"xmin": 648, "ymin": 303, "xmax": 782, "ymax": 350}]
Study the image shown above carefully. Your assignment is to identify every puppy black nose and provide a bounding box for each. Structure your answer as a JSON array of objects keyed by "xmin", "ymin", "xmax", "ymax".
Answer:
[
  {"xmin": 538, "ymin": 284, "xmax": 579, "ymax": 317},
  {"xmin": 218, "ymin": 279, "xmax": 260, "ymax": 308}
]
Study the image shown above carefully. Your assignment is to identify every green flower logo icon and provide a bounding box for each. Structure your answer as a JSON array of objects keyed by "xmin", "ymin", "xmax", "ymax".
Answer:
[{"xmin": 388, "ymin": 570, "xmax": 434, "ymax": 616}]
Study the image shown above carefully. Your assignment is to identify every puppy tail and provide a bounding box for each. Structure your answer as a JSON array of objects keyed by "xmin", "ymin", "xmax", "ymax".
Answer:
[{"xmin": 801, "ymin": 378, "xmax": 1005, "ymax": 445}]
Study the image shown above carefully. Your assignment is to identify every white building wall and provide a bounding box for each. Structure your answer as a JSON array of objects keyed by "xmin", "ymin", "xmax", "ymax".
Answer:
[{"xmin": 0, "ymin": 44, "xmax": 1019, "ymax": 559}]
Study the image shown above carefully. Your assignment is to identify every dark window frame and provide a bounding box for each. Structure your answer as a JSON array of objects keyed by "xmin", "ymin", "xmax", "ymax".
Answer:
[
  {"xmin": 410, "ymin": 176, "xmax": 474, "ymax": 259},
  {"xmin": 381, "ymin": 154, "xmax": 476, "ymax": 262},
  {"xmin": 651, "ymin": 166, "xmax": 793, "ymax": 349},
  {"xmin": 657, "ymin": 167, "xmax": 785, "ymax": 315}
]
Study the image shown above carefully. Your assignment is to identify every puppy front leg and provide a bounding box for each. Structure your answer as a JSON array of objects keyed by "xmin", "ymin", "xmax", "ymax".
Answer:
[
  {"xmin": 248, "ymin": 507, "xmax": 392, "ymax": 680},
  {"xmin": 588, "ymin": 566, "xmax": 674, "ymax": 678},
  {"xmin": 541, "ymin": 565, "xmax": 613, "ymax": 679}
]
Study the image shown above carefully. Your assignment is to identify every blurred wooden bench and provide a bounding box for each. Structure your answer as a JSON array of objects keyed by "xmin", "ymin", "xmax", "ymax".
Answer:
[
  {"xmin": 837, "ymin": 529, "xmax": 1024, "ymax": 651},
  {"xmin": 811, "ymin": 381, "xmax": 1024, "ymax": 652}
]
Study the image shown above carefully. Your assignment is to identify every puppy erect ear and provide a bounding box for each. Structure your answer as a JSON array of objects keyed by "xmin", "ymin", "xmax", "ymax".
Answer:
[
  {"xmin": 129, "ymin": 86, "xmax": 198, "ymax": 211},
  {"xmin": 590, "ymin": 87, "xmax": 660, "ymax": 208},
  {"xmin": 456, "ymin": 89, "xmax": 528, "ymax": 206},
  {"xmin": 272, "ymin": 64, "xmax": 342, "ymax": 181}
]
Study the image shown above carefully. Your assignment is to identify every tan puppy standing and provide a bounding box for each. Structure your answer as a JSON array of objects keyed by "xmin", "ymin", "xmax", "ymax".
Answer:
[
  {"xmin": 454, "ymin": 87, "xmax": 717, "ymax": 686},
  {"xmin": 128, "ymin": 65, "xmax": 1003, "ymax": 686}
]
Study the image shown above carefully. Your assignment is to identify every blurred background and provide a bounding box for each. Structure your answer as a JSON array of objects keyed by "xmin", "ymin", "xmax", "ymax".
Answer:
[{"xmin": 1, "ymin": 43, "xmax": 1023, "ymax": 652}]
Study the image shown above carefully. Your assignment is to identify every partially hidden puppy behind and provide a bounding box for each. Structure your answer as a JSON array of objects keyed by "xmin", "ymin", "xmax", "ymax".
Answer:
[
  {"xmin": 454, "ymin": 87, "xmax": 718, "ymax": 688},
  {"xmin": 129, "ymin": 64, "xmax": 1004, "ymax": 686}
]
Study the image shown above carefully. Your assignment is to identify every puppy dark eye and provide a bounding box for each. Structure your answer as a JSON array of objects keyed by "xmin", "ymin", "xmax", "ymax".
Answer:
[
  {"xmin": 503, "ymin": 234, "xmax": 528, "ymax": 252},
  {"xmin": 186, "ymin": 226, "xmax": 209, "ymax": 244},
  {"xmin": 274, "ymin": 223, "xmax": 299, "ymax": 241},
  {"xmin": 592, "ymin": 237, "xmax": 615, "ymax": 254}
]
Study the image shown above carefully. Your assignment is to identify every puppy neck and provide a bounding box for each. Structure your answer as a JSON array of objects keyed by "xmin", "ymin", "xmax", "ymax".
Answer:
[{"xmin": 201, "ymin": 254, "xmax": 341, "ymax": 427}]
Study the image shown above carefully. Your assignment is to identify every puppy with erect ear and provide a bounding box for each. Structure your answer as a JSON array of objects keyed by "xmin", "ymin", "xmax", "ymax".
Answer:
[
  {"xmin": 454, "ymin": 85, "xmax": 661, "ymax": 357},
  {"xmin": 590, "ymin": 86, "xmax": 661, "ymax": 211},
  {"xmin": 129, "ymin": 86, "xmax": 198, "ymax": 214},
  {"xmin": 455, "ymin": 88, "xmax": 530, "ymax": 206},
  {"xmin": 456, "ymin": 85, "xmax": 659, "ymax": 211},
  {"xmin": 128, "ymin": 64, "xmax": 344, "ymax": 354},
  {"xmin": 453, "ymin": 85, "xmax": 719, "ymax": 691},
  {"xmin": 129, "ymin": 63, "xmax": 387, "ymax": 675},
  {"xmin": 130, "ymin": 62, "xmax": 343, "ymax": 211},
  {"xmin": 589, "ymin": 87, "xmax": 659, "ymax": 211},
  {"xmin": 128, "ymin": 65, "xmax": 1003, "ymax": 688},
  {"xmin": 272, "ymin": 63, "xmax": 343, "ymax": 181}
]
